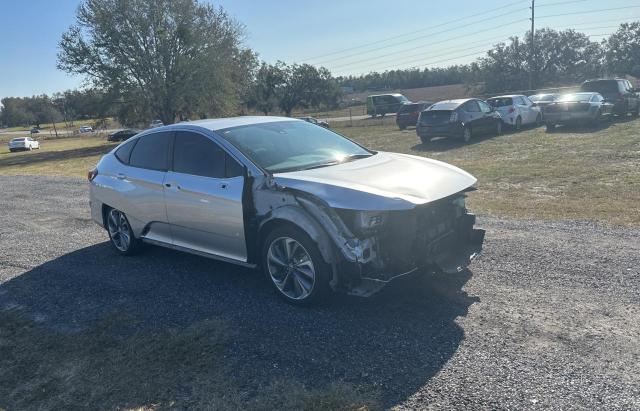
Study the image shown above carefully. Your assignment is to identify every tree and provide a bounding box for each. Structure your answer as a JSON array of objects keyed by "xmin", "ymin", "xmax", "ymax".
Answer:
[
  {"xmin": 605, "ymin": 22, "xmax": 640, "ymax": 77},
  {"xmin": 277, "ymin": 64, "xmax": 341, "ymax": 116},
  {"xmin": 58, "ymin": 0, "xmax": 256, "ymax": 125},
  {"xmin": 249, "ymin": 62, "xmax": 286, "ymax": 115}
]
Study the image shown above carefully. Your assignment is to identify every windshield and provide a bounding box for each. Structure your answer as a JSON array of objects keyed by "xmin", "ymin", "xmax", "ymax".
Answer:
[
  {"xmin": 530, "ymin": 94, "xmax": 557, "ymax": 102},
  {"xmin": 487, "ymin": 98, "xmax": 513, "ymax": 107},
  {"xmin": 558, "ymin": 93, "xmax": 593, "ymax": 102},
  {"xmin": 10, "ymin": 138, "xmax": 25, "ymax": 142},
  {"xmin": 220, "ymin": 120, "xmax": 373, "ymax": 173}
]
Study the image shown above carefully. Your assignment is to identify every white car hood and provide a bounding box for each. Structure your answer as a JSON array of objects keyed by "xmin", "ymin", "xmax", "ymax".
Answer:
[{"xmin": 273, "ymin": 151, "xmax": 477, "ymax": 211}]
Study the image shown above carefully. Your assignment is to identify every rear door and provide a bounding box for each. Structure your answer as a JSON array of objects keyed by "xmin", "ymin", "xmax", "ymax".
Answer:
[
  {"xmin": 164, "ymin": 130, "xmax": 247, "ymax": 262},
  {"xmin": 463, "ymin": 100, "xmax": 485, "ymax": 131},
  {"xmin": 121, "ymin": 131, "xmax": 173, "ymax": 244}
]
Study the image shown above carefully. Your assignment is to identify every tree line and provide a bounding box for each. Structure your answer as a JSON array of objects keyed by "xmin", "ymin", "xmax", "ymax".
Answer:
[{"xmin": 1, "ymin": 0, "xmax": 639, "ymax": 128}]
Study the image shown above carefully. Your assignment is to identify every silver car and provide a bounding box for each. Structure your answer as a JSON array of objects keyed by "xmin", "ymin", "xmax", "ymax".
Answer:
[{"xmin": 89, "ymin": 117, "xmax": 485, "ymax": 304}]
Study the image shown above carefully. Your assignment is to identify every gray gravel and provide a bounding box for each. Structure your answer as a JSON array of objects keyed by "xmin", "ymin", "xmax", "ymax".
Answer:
[{"xmin": 0, "ymin": 175, "xmax": 639, "ymax": 410}]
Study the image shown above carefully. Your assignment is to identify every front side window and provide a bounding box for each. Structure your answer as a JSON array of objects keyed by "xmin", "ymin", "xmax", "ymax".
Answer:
[
  {"xmin": 478, "ymin": 100, "xmax": 492, "ymax": 113},
  {"xmin": 220, "ymin": 120, "xmax": 372, "ymax": 173},
  {"xmin": 129, "ymin": 132, "xmax": 171, "ymax": 171},
  {"xmin": 173, "ymin": 131, "xmax": 225, "ymax": 178}
]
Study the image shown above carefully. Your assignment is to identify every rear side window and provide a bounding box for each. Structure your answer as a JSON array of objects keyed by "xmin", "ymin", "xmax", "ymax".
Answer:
[
  {"xmin": 114, "ymin": 138, "xmax": 138, "ymax": 165},
  {"xmin": 582, "ymin": 81, "xmax": 618, "ymax": 93},
  {"xmin": 488, "ymin": 98, "xmax": 513, "ymax": 107},
  {"xmin": 464, "ymin": 100, "xmax": 481, "ymax": 112},
  {"xmin": 173, "ymin": 131, "xmax": 225, "ymax": 178},
  {"xmin": 129, "ymin": 132, "xmax": 171, "ymax": 171}
]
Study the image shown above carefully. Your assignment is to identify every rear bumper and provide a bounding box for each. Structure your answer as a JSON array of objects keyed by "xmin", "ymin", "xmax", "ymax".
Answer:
[
  {"xmin": 416, "ymin": 122, "xmax": 463, "ymax": 138},
  {"xmin": 544, "ymin": 111, "xmax": 595, "ymax": 123}
]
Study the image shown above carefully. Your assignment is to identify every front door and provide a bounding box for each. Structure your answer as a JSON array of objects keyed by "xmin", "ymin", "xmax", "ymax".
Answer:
[{"xmin": 164, "ymin": 130, "xmax": 247, "ymax": 262}]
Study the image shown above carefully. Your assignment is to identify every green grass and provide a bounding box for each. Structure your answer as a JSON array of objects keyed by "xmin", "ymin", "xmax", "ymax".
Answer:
[
  {"xmin": 334, "ymin": 117, "xmax": 640, "ymax": 227},
  {"xmin": 0, "ymin": 310, "xmax": 377, "ymax": 410}
]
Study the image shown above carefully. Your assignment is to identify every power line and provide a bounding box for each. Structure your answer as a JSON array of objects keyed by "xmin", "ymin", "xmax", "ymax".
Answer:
[
  {"xmin": 538, "ymin": 5, "xmax": 640, "ymax": 19},
  {"xmin": 328, "ymin": 21, "xmax": 527, "ymax": 71},
  {"xmin": 300, "ymin": 0, "xmax": 529, "ymax": 62},
  {"xmin": 537, "ymin": 0, "xmax": 589, "ymax": 7},
  {"xmin": 312, "ymin": 9, "xmax": 530, "ymax": 66}
]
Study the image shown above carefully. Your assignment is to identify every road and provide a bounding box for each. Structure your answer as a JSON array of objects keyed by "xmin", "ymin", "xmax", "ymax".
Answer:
[{"xmin": 0, "ymin": 176, "xmax": 639, "ymax": 409}]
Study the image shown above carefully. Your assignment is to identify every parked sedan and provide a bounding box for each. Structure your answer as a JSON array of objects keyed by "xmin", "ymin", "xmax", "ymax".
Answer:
[
  {"xmin": 486, "ymin": 95, "xmax": 541, "ymax": 130},
  {"xmin": 543, "ymin": 92, "xmax": 614, "ymax": 131},
  {"xmin": 8, "ymin": 137, "xmax": 40, "ymax": 152},
  {"xmin": 528, "ymin": 93, "xmax": 560, "ymax": 114},
  {"xmin": 416, "ymin": 98, "xmax": 502, "ymax": 144},
  {"xmin": 297, "ymin": 116, "xmax": 330, "ymax": 128},
  {"xmin": 89, "ymin": 117, "xmax": 485, "ymax": 304},
  {"xmin": 79, "ymin": 125, "xmax": 94, "ymax": 133},
  {"xmin": 396, "ymin": 101, "xmax": 433, "ymax": 130},
  {"xmin": 30, "ymin": 127, "xmax": 40, "ymax": 134},
  {"xmin": 107, "ymin": 129, "xmax": 139, "ymax": 142}
]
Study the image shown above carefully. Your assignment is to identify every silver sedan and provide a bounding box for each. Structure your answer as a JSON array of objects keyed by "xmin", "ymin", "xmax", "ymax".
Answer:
[{"xmin": 88, "ymin": 117, "xmax": 485, "ymax": 304}]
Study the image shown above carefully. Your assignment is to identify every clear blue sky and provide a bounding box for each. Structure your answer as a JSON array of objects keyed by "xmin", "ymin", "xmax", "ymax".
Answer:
[{"xmin": 1, "ymin": 0, "xmax": 639, "ymax": 100}]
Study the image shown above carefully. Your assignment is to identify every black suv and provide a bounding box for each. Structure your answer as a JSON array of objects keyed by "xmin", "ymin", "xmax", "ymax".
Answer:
[{"xmin": 580, "ymin": 79, "xmax": 639, "ymax": 116}]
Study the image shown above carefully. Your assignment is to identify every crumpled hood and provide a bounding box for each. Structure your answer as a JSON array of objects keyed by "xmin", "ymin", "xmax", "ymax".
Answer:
[{"xmin": 273, "ymin": 151, "xmax": 477, "ymax": 211}]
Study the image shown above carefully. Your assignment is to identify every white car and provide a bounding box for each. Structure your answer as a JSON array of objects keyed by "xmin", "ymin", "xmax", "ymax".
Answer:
[
  {"xmin": 79, "ymin": 125, "xmax": 94, "ymax": 133},
  {"xmin": 8, "ymin": 137, "xmax": 40, "ymax": 152},
  {"xmin": 486, "ymin": 95, "xmax": 542, "ymax": 130}
]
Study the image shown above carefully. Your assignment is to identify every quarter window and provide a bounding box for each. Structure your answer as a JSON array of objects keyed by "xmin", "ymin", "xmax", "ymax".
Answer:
[
  {"xmin": 129, "ymin": 132, "xmax": 171, "ymax": 171},
  {"xmin": 114, "ymin": 138, "xmax": 138, "ymax": 165}
]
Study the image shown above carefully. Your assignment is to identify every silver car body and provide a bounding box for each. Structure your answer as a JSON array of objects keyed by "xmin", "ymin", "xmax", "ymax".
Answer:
[{"xmin": 89, "ymin": 116, "xmax": 484, "ymax": 296}]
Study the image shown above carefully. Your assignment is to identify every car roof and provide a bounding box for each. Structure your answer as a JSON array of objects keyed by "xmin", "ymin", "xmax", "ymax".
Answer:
[
  {"xmin": 488, "ymin": 95, "xmax": 523, "ymax": 99},
  {"xmin": 158, "ymin": 116, "xmax": 300, "ymax": 132},
  {"xmin": 368, "ymin": 93, "xmax": 405, "ymax": 97}
]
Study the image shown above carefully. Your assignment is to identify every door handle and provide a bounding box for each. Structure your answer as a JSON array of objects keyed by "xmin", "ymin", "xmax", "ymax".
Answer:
[
  {"xmin": 219, "ymin": 183, "xmax": 228, "ymax": 189},
  {"xmin": 116, "ymin": 173, "xmax": 126, "ymax": 180}
]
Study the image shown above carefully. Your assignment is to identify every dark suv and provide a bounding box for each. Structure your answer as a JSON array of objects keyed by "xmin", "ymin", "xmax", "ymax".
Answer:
[
  {"xmin": 417, "ymin": 98, "xmax": 502, "ymax": 144},
  {"xmin": 580, "ymin": 79, "xmax": 639, "ymax": 116}
]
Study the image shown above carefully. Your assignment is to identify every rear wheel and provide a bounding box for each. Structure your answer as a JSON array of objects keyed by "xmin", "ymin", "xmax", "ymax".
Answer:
[
  {"xmin": 462, "ymin": 126, "xmax": 472, "ymax": 143},
  {"xmin": 106, "ymin": 208, "xmax": 141, "ymax": 255},
  {"xmin": 262, "ymin": 226, "xmax": 330, "ymax": 305},
  {"xmin": 545, "ymin": 123, "xmax": 555, "ymax": 133}
]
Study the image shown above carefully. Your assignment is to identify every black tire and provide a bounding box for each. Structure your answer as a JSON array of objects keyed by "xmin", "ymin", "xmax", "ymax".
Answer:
[
  {"xmin": 262, "ymin": 225, "xmax": 331, "ymax": 305},
  {"xmin": 9, "ymin": 149, "xmax": 15, "ymax": 153},
  {"xmin": 535, "ymin": 114, "xmax": 542, "ymax": 127},
  {"xmin": 515, "ymin": 116, "xmax": 522, "ymax": 131},
  {"xmin": 591, "ymin": 110, "xmax": 602, "ymax": 128},
  {"xmin": 462, "ymin": 126, "xmax": 472, "ymax": 143},
  {"xmin": 496, "ymin": 121, "xmax": 503, "ymax": 136},
  {"xmin": 545, "ymin": 123, "xmax": 555, "ymax": 133},
  {"xmin": 105, "ymin": 207, "xmax": 141, "ymax": 256}
]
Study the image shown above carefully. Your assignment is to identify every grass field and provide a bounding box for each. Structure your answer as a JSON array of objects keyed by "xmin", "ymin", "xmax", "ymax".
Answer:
[
  {"xmin": 1, "ymin": 117, "xmax": 638, "ymax": 226},
  {"xmin": 1, "ymin": 118, "xmax": 113, "ymax": 133}
]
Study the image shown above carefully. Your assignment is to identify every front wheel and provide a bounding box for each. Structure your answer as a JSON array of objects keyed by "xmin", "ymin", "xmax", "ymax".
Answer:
[
  {"xmin": 262, "ymin": 226, "xmax": 330, "ymax": 305},
  {"xmin": 106, "ymin": 208, "xmax": 141, "ymax": 255}
]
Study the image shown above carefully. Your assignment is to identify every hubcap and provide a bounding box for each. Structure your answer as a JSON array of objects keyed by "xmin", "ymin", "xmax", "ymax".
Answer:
[
  {"xmin": 267, "ymin": 237, "xmax": 315, "ymax": 300},
  {"xmin": 107, "ymin": 209, "xmax": 131, "ymax": 252}
]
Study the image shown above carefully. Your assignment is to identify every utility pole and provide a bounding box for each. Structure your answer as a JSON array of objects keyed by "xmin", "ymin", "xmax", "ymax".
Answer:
[{"xmin": 529, "ymin": 0, "xmax": 535, "ymax": 91}]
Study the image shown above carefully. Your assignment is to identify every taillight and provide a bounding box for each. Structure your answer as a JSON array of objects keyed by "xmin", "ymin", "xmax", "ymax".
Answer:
[
  {"xmin": 508, "ymin": 107, "xmax": 515, "ymax": 113},
  {"xmin": 449, "ymin": 112, "xmax": 458, "ymax": 122},
  {"xmin": 88, "ymin": 168, "xmax": 98, "ymax": 181}
]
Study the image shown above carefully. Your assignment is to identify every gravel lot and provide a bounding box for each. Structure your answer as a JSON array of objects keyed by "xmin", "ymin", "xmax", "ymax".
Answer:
[{"xmin": 1, "ymin": 175, "xmax": 639, "ymax": 409}]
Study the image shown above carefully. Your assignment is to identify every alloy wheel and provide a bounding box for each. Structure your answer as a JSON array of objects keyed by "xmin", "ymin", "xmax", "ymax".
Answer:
[
  {"xmin": 266, "ymin": 237, "xmax": 316, "ymax": 300},
  {"xmin": 107, "ymin": 209, "xmax": 132, "ymax": 252}
]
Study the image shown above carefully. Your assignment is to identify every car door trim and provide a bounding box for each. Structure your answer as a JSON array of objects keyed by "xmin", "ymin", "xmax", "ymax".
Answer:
[{"xmin": 141, "ymin": 237, "xmax": 256, "ymax": 268}]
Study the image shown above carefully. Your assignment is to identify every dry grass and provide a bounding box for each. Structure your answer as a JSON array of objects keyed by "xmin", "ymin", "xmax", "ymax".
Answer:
[
  {"xmin": 0, "ymin": 134, "xmax": 116, "ymax": 178},
  {"xmin": 336, "ymin": 116, "xmax": 640, "ymax": 227},
  {"xmin": 0, "ymin": 310, "xmax": 378, "ymax": 410}
]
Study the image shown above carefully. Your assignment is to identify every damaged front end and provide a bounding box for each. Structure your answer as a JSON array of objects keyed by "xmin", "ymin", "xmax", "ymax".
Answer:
[
  {"xmin": 330, "ymin": 192, "xmax": 485, "ymax": 296},
  {"xmin": 257, "ymin": 180, "xmax": 484, "ymax": 298}
]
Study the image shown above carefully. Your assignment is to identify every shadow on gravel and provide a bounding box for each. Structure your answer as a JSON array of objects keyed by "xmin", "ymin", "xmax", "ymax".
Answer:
[{"xmin": 0, "ymin": 242, "xmax": 477, "ymax": 409}]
